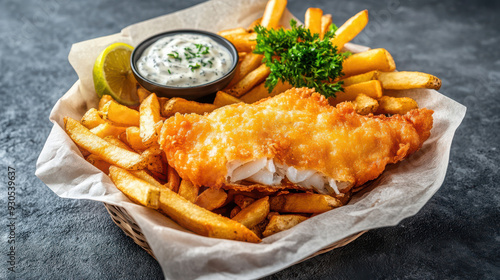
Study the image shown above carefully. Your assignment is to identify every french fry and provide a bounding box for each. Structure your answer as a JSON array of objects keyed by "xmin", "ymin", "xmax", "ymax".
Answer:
[
  {"xmin": 130, "ymin": 170, "xmax": 165, "ymax": 189},
  {"xmin": 103, "ymin": 136, "xmax": 134, "ymax": 152},
  {"xmin": 249, "ymin": 219, "xmax": 268, "ymax": 238},
  {"xmin": 217, "ymin": 27, "xmax": 248, "ymax": 37},
  {"xmin": 378, "ymin": 71, "xmax": 442, "ymax": 90},
  {"xmin": 330, "ymin": 80, "xmax": 383, "ymax": 105},
  {"xmin": 226, "ymin": 53, "xmax": 264, "ymax": 88},
  {"xmin": 305, "ymin": 8, "xmax": 323, "ymax": 35},
  {"xmin": 227, "ymin": 64, "xmax": 271, "ymax": 97},
  {"xmin": 140, "ymin": 93, "xmax": 162, "ymax": 146},
  {"xmin": 158, "ymin": 188, "xmax": 260, "ymax": 243},
  {"xmin": 109, "ymin": 166, "xmax": 160, "ymax": 209},
  {"xmin": 195, "ymin": 188, "xmax": 228, "ymax": 211},
  {"xmin": 213, "ymin": 91, "xmax": 244, "ymax": 107},
  {"xmin": 230, "ymin": 206, "xmax": 242, "ymax": 218},
  {"xmin": 270, "ymin": 193, "xmax": 342, "ymax": 213},
  {"xmin": 125, "ymin": 126, "xmax": 148, "ymax": 151},
  {"xmin": 341, "ymin": 70, "xmax": 380, "ymax": 87},
  {"xmin": 177, "ymin": 179, "xmax": 199, "ymax": 203},
  {"xmin": 137, "ymin": 87, "xmax": 152, "ymax": 103},
  {"xmin": 101, "ymin": 100, "xmax": 140, "ymax": 126},
  {"xmin": 89, "ymin": 122, "xmax": 127, "ymax": 138},
  {"xmin": 376, "ymin": 96, "xmax": 418, "ymax": 115},
  {"xmin": 261, "ymin": 0, "xmax": 288, "ymax": 29},
  {"xmin": 247, "ymin": 17, "xmax": 263, "ymax": 31},
  {"xmin": 240, "ymin": 80, "xmax": 292, "ymax": 103},
  {"xmin": 85, "ymin": 154, "xmax": 111, "ymax": 174},
  {"xmin": 320, "ymin": 14, "xmax": 332, "ymax": 39},
  {"xmin": 330, "ymin": 10, "xmax": 369, "ymax": 51},
  {"xmin": 343, "ymin": 48, "xmax": 396, "ymax": 77},
  {"xmin": 158, "ymin": 97, "xmax": 169, "ymax": 109},
  {"xmin": 352, "ymin": 94, "xmax": 379, "ymax": 115},
  {"xmin": 166, "ymin": 165, "xmax": 181, "ymax": 193},
  {"xmin": 81, "ymin": 108, "xmax": 105, "ymax": 129},
  {"xmin": 232, "ymin": 196, "xmax": 270, "ymax": 228},
  {"xmin": 146, "ymin": 155, "xmax": 165, "ymax": 174},
  {"xmin": 161, "ymin": 98, "xmax": 217, "ymax": 118},
  {"xmin": 98, "ymin": 95, "xmax": 114, "ymax": 111},
  {"xmin": 234, "ymin": 195, "xmax": 255, "ymax": 209},
  {"xmin": 262, "ymin": 214, "xmax": 308, "ymax": 237},
  {"xmin": 223, "ymin": 32, "xmax": 257, "ymax": 53}
]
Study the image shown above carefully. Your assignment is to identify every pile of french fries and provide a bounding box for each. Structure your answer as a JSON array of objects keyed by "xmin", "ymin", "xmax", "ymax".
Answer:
[{"xmin": 65, "ymin": 0, "xmax": 443, "ymax": 243}]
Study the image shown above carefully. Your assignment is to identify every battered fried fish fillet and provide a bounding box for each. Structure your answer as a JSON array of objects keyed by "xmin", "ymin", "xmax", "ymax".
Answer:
[{"xmin": 159, "ymin": 88, "xmax": 433, "ymax": 194}]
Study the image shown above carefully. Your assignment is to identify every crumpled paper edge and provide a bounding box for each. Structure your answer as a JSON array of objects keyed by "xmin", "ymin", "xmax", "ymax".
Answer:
[{"xmin": 35, "ymin": 0, "xmax": 467, "ymax": 279}]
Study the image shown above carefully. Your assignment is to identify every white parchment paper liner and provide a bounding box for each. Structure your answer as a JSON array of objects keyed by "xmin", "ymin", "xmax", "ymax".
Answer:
[{"xmin": 36, "ymin": 0, "xmax": 467, "ymax": 279}]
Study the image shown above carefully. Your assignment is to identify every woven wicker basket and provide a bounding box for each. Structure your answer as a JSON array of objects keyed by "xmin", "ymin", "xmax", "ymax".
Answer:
[{"xmin": 104, "ymin": 203, "xmax": 365, "ymax": 261}]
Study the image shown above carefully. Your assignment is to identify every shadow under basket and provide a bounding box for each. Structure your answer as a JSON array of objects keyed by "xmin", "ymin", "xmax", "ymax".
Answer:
[{"xmin": 103, "ymin": 203, "xmax": 366, "ymax": 263}]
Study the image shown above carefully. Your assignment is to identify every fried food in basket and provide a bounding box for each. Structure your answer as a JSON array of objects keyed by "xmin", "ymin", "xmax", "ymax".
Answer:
[
  {"xmin": 64, "ymin": 0, "xmax": 444, "ymax": 242},
  {"xmin": 159, "ymin": 88, "xmax": 433, "ymax": 195}
]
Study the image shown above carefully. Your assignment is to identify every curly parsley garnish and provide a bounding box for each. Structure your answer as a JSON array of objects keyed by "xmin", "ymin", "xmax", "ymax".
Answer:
[{"xmin": 254, "ymin": 19, "xmax": 349, "ymax": 98}]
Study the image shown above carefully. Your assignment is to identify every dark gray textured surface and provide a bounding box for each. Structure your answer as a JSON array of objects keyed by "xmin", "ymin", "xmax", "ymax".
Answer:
[{"xmin": 1, "ymin": 0, "xmax": 498, "ymax": 279}]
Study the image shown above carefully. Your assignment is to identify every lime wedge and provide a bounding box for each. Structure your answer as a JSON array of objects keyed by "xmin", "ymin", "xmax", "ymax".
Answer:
[{"xmin": 93, "ymin": 43, "xmax": 139, "ymax": 106}]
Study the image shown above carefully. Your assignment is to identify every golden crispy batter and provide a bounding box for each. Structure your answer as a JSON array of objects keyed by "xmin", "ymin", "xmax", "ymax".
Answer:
[{"xmin": 159, "ymin": 88, "xmax": 433, "ymax": 193}]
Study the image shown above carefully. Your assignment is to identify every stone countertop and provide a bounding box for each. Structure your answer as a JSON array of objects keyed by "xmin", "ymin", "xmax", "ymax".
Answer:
[{"xmin": 1, "ymin": 0, "xmax": 498, "ymax": 279}]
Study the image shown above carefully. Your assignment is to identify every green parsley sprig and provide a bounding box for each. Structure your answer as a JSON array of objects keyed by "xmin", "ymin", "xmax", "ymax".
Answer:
[{"xmin": 253, "ymin": 19, "xmax": 349, "ymax": 98}]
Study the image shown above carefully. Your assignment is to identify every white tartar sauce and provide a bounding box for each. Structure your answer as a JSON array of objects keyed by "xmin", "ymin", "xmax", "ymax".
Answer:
[{"xmin": 137, "ymin": 34, "xmax": 233, "ymax": 87}]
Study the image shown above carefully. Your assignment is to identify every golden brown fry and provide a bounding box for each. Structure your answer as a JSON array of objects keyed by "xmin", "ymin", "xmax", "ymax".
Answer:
[
  {"xmin": 227, "ymin": 64, "xmax": 271, "ymax": 97},
  {"xmin": 140, "ymin": 93, "xmax": 162, "ymax": 146},
  {"xmin": 101, "ymin": 100, "xmax": 140, "ymax": 126},
  {"xmin": 330, "ymin": 80, "xmax": 383, "ymax": 105},
  {"xmin": 125, "ymin": 126, "xmax": 148, "ymax": 151},
  {"xmin": 161, "ymin": 98, "xmax": 217, "ymax": 118},
  {"xmin": 103, "ymin": 136, "xmax": 134, "ymax": 152},
  {"xmin": 177, "ymin": 179, "xmax": 200, "ymax": 203},
  {"xmin": 85, "ymin": 154, "xmax": 111, "ymax": 174},
  {"xmin": 305, "ymin": 8, "xmax": 323, "ymax": 35},
  {"xmin": 195, "ymin": 188, "xmax": 228, "ymax": 211},
  {"xmin": 226, "ymin": 53, "xmax": 264, "ymax": 88},
  {"xmin": 232, "ymin": 196, "xmax": 270, "ymax": 228},
  {"xmin": 137, "ymin": 87, "xmax": 152, "ymax": 103},
  {"xmin": 378, "ymin": 71, "xmax": 442, "ymax": 90},
  {"xmin": 81, "ymin": 108, "xmax": 105, "ymax": 129},
  {"xmin": 376, "ymin": 96, "xmax": 418, "ymax": 115},
  {"xmin": 341, "ymin": 70, "xmax": 380, "ymax": 87},
  {"xmin": 270, "ymin": 193, "xmax": 342, "ymax": 213},
  {"xmin": 167, "ymin": 164, "xmax": 181, "ymax": 193},
  {"xmin": 223, "ymin": 32, "xmax": 257, "ymax": 53},
  {"xmin": 234, "ymin": 195, "xmax": 255, "ymax": 209},
  {"xmin": 146, "ymin": 154, "xmax": 165, "ymax": 174},
  {"xmin": 98, "ymin": 95, "xmax": 114, "ymax": 111},
  {"xmin": 109, "ymin": 166, "xmax": 160, "ymax": 209},
  {"xmin": 261, "ymin": 0, "xmax": 288, "ymax": 29},
  {"xmin": 262, "ymin": 214, "xmax": 308, "ymax": 237},
  {"xmin": 249, "ymin": 219, "xmax": 268, "ymax": 238},
  {"xmin": 213, "ymin": 91, "xmax": 244, "ymax": 107},
  {"xmin": 343, "ymin": 48, "xmax": 396, "ymax": 77},
  {"xmin": 320, "ymin": 14, "xmax": 332, "ymax": 39},
  {"xmin": 89, "ymin": 122, "xmax": 127, "ymax": 138},
  {"xmin": 330, "ymin": 10, "xmax": 368, "ymax": 51},
  {"xmin": 158, "ymin": 188, "xmax": 261, "ymax": 242},
  {"xmin": 352, "ymin": 94, "xmax": 379, "ymax": 115},
  {"xmin": 230, "ymin": 206, "xmax": 242, "ymax": 218},
  {"xmin": 158, "ymin": 97, "xmax": 169, "ymax": 110},
  {"xmin": 130, "ymin": 170, "xmax": 165, "ymax": 189},
  {"xmin": 240, "ymin": 80, "xmax": 292, "ymax": 103},
  {"xmin": 217, "ymin": 27, "xmax": 248, "ymax": 37},
  {"xmin": 247, "ymin": 17, "xmax": 263, "ymax": 31}
]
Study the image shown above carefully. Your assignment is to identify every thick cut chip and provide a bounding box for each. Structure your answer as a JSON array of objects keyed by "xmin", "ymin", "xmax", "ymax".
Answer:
[
  {"xmin": 270, "ymin": 193, "xmax": 342, "ymax": 213},
  {"xmin": 140, "ymin": 93, "xmax": 162, "ymax": 146},
  {"xmin": 376, "ymin": 96, "xmax": 418, "ymax": 115},
  {"xmin": 161, "ymin": 98, "xmax": 217, "ymax": 118},
  {"xmin": 81, "ymin": 108, "xmax": 105, "ymax": 129},
  {"xmin": 101, "ymin": 100, "xmax": 140, "ymax": 126},
  {"xmin": 177, "ymin": 179, "xmax": 200, "ymax": 203},
  {"xmin": 158, "ymin": 188, "xmax": 261, "ymax": 243},
  {"xmin": 330, "ymin": 10, "xmax": 369, "ymax": 51},
  {"xmin": 320, "ymin": 14, "xmax": 332, "ymax": 39},
  {"xmin": 213, "ymin": 91, "xmax": 244, "ymax": 107},
  {"xmin": 261, "ymin": 0, "xmax": 287, "ymax": 29},
  {"xmin": 64, "ymin": 117, "xmax": 146, "ymax": 170},
  {"xmin": 227, "ymin": 64, "xmax": 271, "ymax": 97},
  {"xmin": 232, "ymin": 196, "xmax": 270, "ymax": 228},
  {"xmin": 90, "ymin": 122, "xmax": 126, "ymax": 138},
  {"xmin": 330, "ymin": 80, "xmax": 383, "ymax": 105},
  {"xmin": 341, "ymin": 70, "xmax": 380, "ymax": 87},
  {"xmin": 125, "ymin": 126, "xmax": 148, "ymax": 151},
  {"xmin": 305, "ymin": 8, "xmax": 323, "ymax": 35},
  {"xmin": 195, "ymin": 188, "xmax": 228, "ymax": 211},
  {"xmin": 109, "ymin": 166, "xmax": 160, "ymax": 209},
  {"xmin": 240, "ymin": 81, "xmax": 292, "ymax": 103},
  {"xmin": 378, "ymin": 71, "xmax": 442, "ymax": 90},
  {"xmin": 262, "ymin": 214, "xmax": 308, "ymax": 237},
  {"xmin": 343, "ymin": 48, "xmax": 396, "ymax": 77},
  {"xmin": 352, "ymin": 94, "xmax": 379, "ymax": 115}
]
